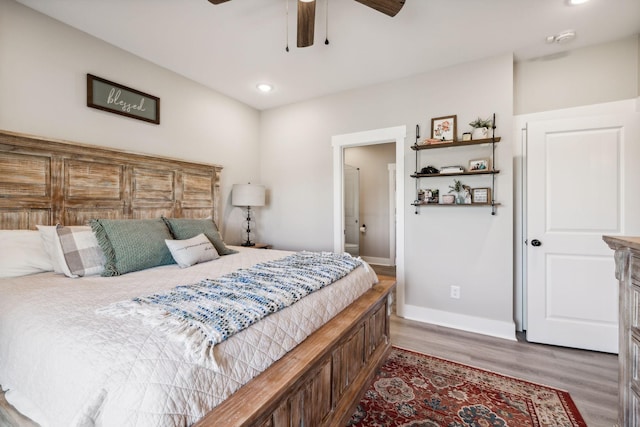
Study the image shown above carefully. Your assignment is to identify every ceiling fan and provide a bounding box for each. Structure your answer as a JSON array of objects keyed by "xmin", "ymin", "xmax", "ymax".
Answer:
[{"xmin": 207, "ymin": 0, "xmax": 406, "ymax": 48}]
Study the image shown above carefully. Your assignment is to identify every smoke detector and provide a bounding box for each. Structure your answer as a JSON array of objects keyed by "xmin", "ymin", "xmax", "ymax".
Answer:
[{"xmin": 546, "ymin": 30, "xmax": 576, "ymax": 44}]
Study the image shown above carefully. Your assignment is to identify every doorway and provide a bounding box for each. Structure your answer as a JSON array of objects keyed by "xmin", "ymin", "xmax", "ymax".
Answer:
[
  {"xmin": 332, "ymin": 125, "xmax": 406, "ymax": 315},
  {"xmin": 344, "ymin": 144, "xmax": 395, "ymax": 265},
  {"xmin": 343, "ymin": 164, "xmax": 360, "ymax": 257}
]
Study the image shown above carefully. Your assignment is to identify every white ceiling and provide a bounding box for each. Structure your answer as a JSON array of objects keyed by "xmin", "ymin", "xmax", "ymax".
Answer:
[{"xmin": 16, "ymin": 0, "xmax": 640, "ymax": 110}]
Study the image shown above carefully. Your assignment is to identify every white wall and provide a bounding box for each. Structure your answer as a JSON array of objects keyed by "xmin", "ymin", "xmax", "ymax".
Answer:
[
  {"xmin": 260, "ymin": 54, "xmax": 515, "ymax": 339},
  {"xmin": 0, "ymin": 0, "xmax": 261, "ymax": 240},
  {"xmin": 514, "ymin": 35, "xmax": 639, "ymax": 114},
  {"xmin": 259, "ymin": 36, "xmax": 638, "ymax": 338}
]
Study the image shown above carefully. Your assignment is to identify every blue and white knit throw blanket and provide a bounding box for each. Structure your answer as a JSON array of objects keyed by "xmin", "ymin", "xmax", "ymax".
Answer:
[{"xmin": 98, "ymin": 251, "xmax": 362, "ymax": 365}]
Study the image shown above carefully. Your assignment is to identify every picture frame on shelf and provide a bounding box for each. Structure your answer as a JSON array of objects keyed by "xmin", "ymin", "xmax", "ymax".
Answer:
[
  {"xmin": 431, "ymin": 115, "xmax": 457, "ymax": 142},
  {"xmin": 426, "ymin": 189, "xmax": 439, "ymax": 204},
  {"xmin": 471, "ymin": 187, "xmax": 491, "ymax": 204},
  {"xmin": 469, "ymin": 158, "xmax": 490, "ymax": 172}
]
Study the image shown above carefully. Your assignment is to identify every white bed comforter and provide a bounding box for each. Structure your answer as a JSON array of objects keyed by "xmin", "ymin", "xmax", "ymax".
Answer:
[{"xmin": 0, "ymin": 247, "xmax": 377, "ymax": 427}]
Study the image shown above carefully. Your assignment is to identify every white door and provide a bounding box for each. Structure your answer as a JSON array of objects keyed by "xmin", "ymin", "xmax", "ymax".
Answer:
[
  {"xmin": 344, "ymin": 164, "xmax": 360, "ymax": 256},
  {"xmin": 526, "ymin": 109, "xmax": 639, "ymax": 353}
]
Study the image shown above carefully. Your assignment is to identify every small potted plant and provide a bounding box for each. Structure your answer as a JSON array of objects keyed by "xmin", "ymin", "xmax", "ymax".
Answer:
[
  {"xmin": 469, "ymin": 117, "xmax": 493, "ymax": 140},
  {"xmin": 448, "ymin": 179, "xmax": 467, "ymax": 204}
]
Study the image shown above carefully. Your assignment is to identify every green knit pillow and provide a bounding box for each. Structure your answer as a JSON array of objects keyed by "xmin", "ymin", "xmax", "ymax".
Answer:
[
  {"xmin": 161, "ymin": 217, "xmax": 238, "ymax": 256},
  {"xmin": 90, "ymin": 218, "xmax": 176, "ymax": 276}
]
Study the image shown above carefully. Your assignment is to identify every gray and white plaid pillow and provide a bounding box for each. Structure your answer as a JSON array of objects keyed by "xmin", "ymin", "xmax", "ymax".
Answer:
[{"xmin": 56, "ymin": 226, "xmax": 105, "ymax": 277}]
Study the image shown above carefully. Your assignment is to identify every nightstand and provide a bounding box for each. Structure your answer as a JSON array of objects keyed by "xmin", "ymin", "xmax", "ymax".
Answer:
[{"xmin": 251, "ymin": 243, "xmax": 273, "ymax": 249}]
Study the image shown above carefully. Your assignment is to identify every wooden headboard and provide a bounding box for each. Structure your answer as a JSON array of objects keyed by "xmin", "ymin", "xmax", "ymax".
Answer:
[{"xmin": 0, "ymin": 130, "xmax": 222, "ymax": 230}]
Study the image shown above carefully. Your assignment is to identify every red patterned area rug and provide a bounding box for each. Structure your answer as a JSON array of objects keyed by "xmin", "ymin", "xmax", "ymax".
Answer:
[{"xmin": 348, "ymin": 347, "xmax": 587, "ymax": 427}]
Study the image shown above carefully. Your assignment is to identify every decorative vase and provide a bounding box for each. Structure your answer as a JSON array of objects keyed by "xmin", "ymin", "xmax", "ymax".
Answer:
[{"xmin": 472, "ymin": 127, "xmax": 489, "ymax": 140}]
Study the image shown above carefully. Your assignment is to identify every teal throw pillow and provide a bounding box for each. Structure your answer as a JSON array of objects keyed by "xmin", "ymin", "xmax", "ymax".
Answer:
[
  {"xmin": 161, "ymin": 217, "xmax": 238, "ymax": 256},
  {"xmin": 90, "ymin": 218, "xmax": 176, "ymax": 276}
]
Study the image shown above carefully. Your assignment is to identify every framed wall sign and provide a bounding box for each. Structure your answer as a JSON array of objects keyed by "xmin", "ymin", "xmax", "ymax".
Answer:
[
  {"xmin": 472, "ymin": 187, "xmax": 491, "ymax": 204},
  {"xmin": 431, "ymin": 115, "xmax": 457, "ymax": 142},
  {"xmin": 87, "ymin": 74, "xmax": 160, "ymax": 124}
]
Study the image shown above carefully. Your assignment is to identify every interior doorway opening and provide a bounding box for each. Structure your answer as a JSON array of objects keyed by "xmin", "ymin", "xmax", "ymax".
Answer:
[
  {"xmin": 332, "ymin": 125, "xmax": 406, "ymax": 316},
  {"xmin": 343, "ymin": 164, "xmax": 360, "ymax": 257},
  {"xmin": 344, "ymin": 144, "xmax": 395, "ymax": 266}
]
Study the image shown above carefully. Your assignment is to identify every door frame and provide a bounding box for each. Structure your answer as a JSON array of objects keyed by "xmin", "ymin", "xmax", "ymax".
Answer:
[
  {"xmin": 332, "ymin": 126, "xmax": 406, "ymax": 314},
  {"xmin": 343, "ymin": 164, "xmax": 360, "ymax": 254},
  {"xmin": 388, "ymin": 163, "xmax": 396, "ymax": 266}
]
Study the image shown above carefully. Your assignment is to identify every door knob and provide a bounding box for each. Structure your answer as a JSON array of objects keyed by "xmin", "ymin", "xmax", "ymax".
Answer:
[{"xmin": 531, "ymin": 239, "xmax": 542, "ymax": 247}]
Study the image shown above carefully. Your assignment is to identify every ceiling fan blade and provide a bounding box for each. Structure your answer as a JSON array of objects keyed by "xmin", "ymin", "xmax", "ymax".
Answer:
[
  {"xmin": 207, "ymin": 0, "xmax": 231, "ymax": 4},
  {"xmin": 353, "ymin": 0, "xmax": 405, "ymax": 17},
  {"xmin": 297, "ymin": 0, "xmax": 316, "ymax": 48}
]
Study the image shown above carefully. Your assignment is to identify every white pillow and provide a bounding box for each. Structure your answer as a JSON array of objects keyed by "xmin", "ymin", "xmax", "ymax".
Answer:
[
  {"xmin": 36, "ymin": 225, "xmax": 66, "ymax": 274},
  {"xmin": 0, "ymin": 230, "xmax": 53, "ymax": 278},
  {"xmin": 165, "ymin": 233, "xmax": 219, "ymax": 268}
]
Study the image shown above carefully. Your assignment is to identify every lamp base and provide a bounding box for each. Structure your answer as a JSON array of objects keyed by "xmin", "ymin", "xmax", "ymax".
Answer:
[{"xmin": 241, "ymin": 242, "xmax": 256, "ymax": 247}]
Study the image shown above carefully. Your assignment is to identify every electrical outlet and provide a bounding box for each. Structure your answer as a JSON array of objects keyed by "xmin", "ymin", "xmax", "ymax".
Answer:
[{"xmin": 450, "ymin": 285, "xmax": 461, "ymax": 299}]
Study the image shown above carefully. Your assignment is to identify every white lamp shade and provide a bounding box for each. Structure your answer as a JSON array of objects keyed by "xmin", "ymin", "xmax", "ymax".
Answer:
[{"xmin": 232, "ymin": 184, "xmax": 266, "ymax": 207}]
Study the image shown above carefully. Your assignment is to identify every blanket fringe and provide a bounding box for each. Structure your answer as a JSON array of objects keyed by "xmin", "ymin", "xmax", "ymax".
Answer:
[{"xmin": 97, "ymin": 301, "xmax": 222, "ymax": 370}]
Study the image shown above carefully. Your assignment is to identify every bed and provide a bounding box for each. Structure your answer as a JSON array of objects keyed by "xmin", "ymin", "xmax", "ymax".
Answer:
[{"xmin": 0, "ymin": 130, "xmax": 395, "ymax": 427}]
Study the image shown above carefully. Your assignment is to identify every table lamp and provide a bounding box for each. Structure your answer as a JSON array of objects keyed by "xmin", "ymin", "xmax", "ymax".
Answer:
[{"xmin": 232, "ymin": 183, "xmax": 266, "ymax": 246}]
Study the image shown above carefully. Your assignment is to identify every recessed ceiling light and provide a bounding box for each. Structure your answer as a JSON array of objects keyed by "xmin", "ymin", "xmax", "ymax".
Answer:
[
  {"xmin": 567, "ymin": 0, "xmax": 589, "ymax": 5},
  {"xmin": 256, "ymin": 83, "xmax": 274, "ymax": 93}
]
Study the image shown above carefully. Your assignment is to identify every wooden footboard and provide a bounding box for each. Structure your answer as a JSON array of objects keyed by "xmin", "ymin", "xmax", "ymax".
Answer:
[{"xmin": 194, "ymin": 276, "xmax": 396, "ymax": 427}]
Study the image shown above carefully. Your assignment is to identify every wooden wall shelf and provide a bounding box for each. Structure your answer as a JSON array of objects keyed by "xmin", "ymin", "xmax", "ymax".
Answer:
[
  {"xmin": 411, "ymin": 203, "xmax": 501, "ymax": 208},
  {"xmin": 411, "ymin": 170, "xmax": 500, "ymax": 179},
  {"xmin": 411, "ymin": 137, "xmax": 501, "ymax": 151},
  {"xmin": 411, "ymin": 115, "xmax": 500, "ymax": 215}
]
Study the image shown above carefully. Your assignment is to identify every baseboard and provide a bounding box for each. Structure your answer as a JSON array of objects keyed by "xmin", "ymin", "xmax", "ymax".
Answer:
[
  {"xmin": 401, "ymin": 303, "xmax": 517, "ymax": 341},
  {"xmin": 361, "ymin": 256, "xmax": 392, "ymax": 266}
]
